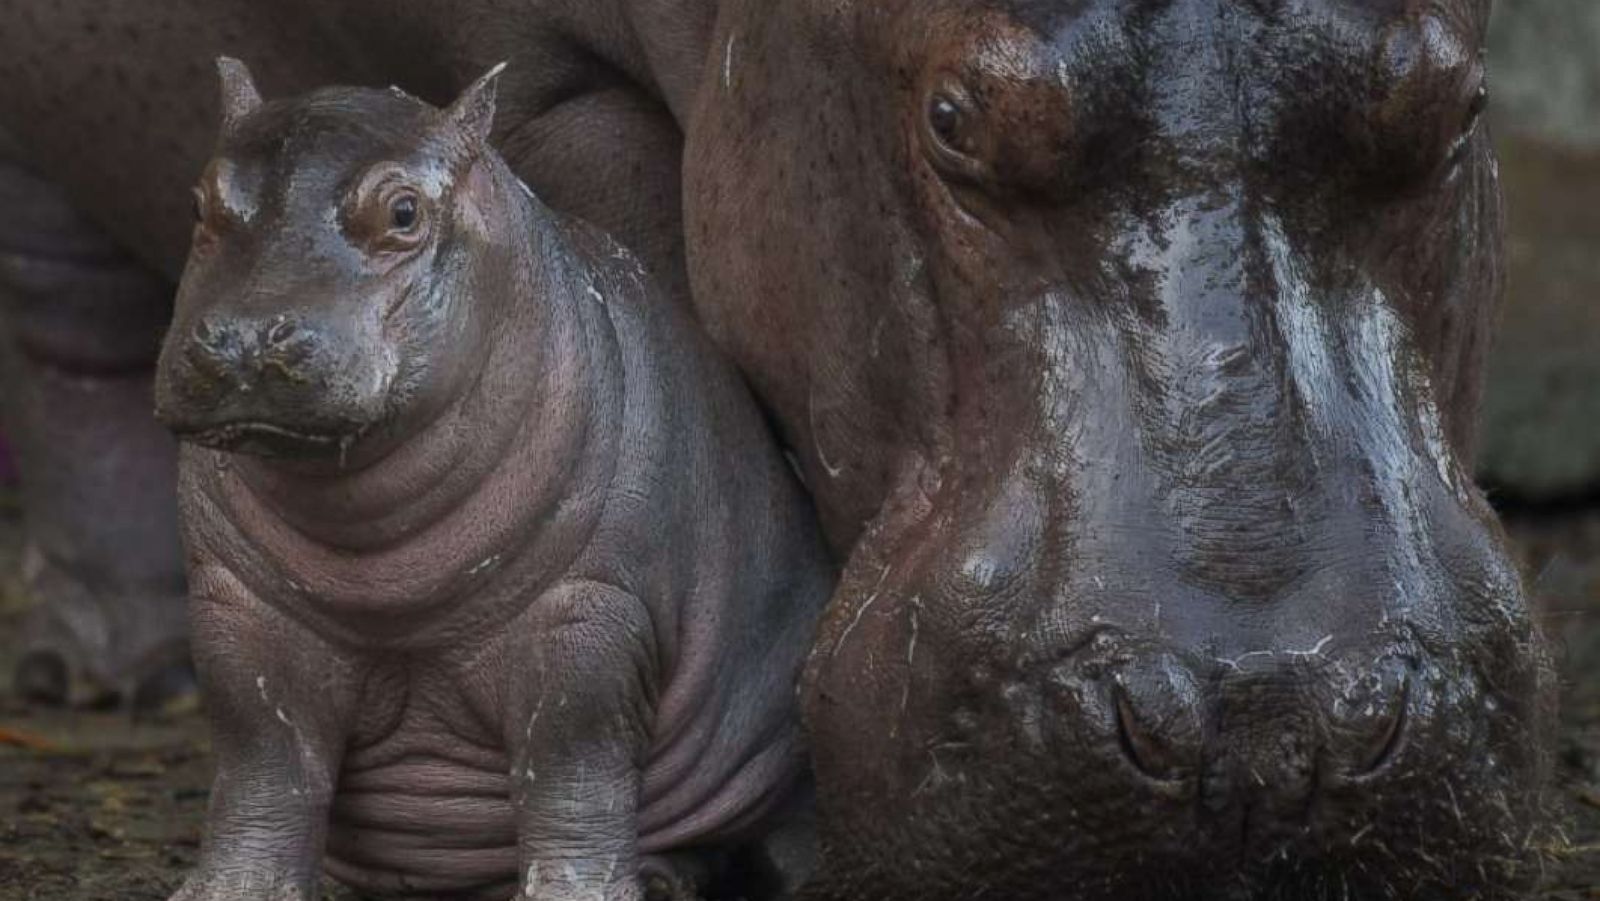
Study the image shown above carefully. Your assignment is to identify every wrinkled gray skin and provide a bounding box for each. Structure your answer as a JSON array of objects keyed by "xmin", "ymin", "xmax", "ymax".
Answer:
[
  {"xmin": 0, "ymin": 0, "xmax": 1556, "ymax": 897},
  {"xmin": 152, "ymin": 64, "xmax": 830, "ymax": 901}
]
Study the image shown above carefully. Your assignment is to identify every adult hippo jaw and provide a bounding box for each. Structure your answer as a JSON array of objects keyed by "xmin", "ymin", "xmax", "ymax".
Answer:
[
  {"xmin": 155, "ymin": 61, "xmax": 497, "ymax": 468},
  {"xmin": 685, "ymin": 0, "xmax": 1552, "ymax": 897}
]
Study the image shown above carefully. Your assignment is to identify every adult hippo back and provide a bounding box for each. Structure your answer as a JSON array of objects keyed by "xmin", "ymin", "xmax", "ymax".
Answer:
[
  {"xmin": 0, "ymin": 0, "xmax": 1554, "ymax": 898},
  {"xmin": 686, "ymin": 0, "xmax": 1553, "ymax": 897}
]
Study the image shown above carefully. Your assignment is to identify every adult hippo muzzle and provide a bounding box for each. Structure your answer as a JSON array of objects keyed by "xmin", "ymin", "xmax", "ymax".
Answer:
[{"xmin": 686, "ymin": 0, "xmax": 1553, "ymax": 896}]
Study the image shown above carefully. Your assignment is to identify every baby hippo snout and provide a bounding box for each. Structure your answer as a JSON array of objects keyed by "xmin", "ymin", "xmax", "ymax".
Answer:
[
  {"xmin": 186, "ymin": 313, "xmax": 315, "ymax": 387},
  {"xmin": 155, "ymin": 309, "xmax": 393, "ymax": 455}
]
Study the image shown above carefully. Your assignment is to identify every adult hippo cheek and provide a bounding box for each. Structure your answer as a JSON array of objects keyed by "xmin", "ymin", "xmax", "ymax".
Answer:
[{"xmin": 685, "ymin": 0, "xmax": 1554, "ymax": 897}]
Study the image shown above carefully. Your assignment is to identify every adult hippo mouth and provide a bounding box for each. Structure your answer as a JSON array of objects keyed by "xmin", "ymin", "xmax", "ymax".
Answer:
[{"xmin": 685, "ymin": 0, "xmax": 1555, "ymax": 896}]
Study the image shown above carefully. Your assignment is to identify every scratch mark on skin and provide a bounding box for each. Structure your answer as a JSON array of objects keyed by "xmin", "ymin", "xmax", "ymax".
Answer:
[
  {"xmin": 898, "ymin": 597, "xmax": 922, "ymax": 722},
  {"xmin": 468, "ymin": 555, "xmax": 501, "ymax": 577},
  {"xmin": 586, "ymin": 281, "xmax": 606, "ymax": 306},
  {"xmin": 1288, "ymin": 634, "xmax": 1335, "ymax": 659},
  {"xmin": 515, "ymin": 693, "xmax": 548, "ymax": 782},
  {"xmin": 1214, "ymin": 635, "xmax": 1334, "ymax": 671},
  {"xmin": 723, "ymin": 34, "xmax": 737, "ymax": 91},
  {"xmin": 833, "ymin": 564, "xmax": 892, "ymax": 659},
  {"xmin": 809, "ymin": 383, "xmax": 846, "ymax": 479},
  {"xmin": 1445, "ymin": 781, "xmax": 1465, "ymax": 827}
]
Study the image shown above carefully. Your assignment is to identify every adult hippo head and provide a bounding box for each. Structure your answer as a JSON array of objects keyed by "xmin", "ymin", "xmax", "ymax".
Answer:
[{"xmin": 685, "ymin": 0, "xmax": 1553, "ymax": 897}]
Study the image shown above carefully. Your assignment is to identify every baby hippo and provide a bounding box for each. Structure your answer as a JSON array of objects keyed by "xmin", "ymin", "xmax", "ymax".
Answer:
[{"xmin": 153, "ymin": 59, "xmax": 832, "ymax": 901}]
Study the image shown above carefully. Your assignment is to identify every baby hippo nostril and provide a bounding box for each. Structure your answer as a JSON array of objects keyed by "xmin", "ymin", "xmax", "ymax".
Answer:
[
  {"xmin": 255, "ymin": 316, "xmax": 316, "ymax": 383},
  {"xmin": 182, "ymin": 315, "xmax": 247, "ymax": 387},
  {"xmin": 191, "ymin": 315, "xmax": 238, "ymax": 358},
  {"xmin": 262, "ymin": 315, "xmax": 299, "ymax": 350}
]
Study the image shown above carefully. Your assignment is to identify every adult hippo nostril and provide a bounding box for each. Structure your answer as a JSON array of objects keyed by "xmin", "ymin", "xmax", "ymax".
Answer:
[
  {"xmin": 1329, "ymin": 658, "xmax": 1412, "ymax": 781},
  {"xmin": 1109, "ymin": 654, "xmax": 1205, "ymax": 787}
]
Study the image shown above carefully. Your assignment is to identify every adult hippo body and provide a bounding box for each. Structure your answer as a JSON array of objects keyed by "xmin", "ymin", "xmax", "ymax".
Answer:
[{"xmin": 0, "ymin": 0, "xmax": 1554, "ymax": 899}]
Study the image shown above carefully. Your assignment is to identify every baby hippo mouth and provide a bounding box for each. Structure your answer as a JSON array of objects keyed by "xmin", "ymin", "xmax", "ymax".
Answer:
[
  {"xmin": 170, "ymin": 418, "xmax": 358, "ymax": 458},
  {"xmin": 154, "ymin": 316, "xmax": 398, "ymax": 461}
]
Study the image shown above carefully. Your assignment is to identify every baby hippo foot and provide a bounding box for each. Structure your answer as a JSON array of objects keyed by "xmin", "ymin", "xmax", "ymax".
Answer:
[
  {"xmin": 517, "ymin": 860, "xmax": 646, "ymax": 901},
  {"xmin": 167, "ymin": 869, "xmax": 313, "ymax": 901},
  {"xmin": 518, "ymin": 854, "xmax": 711, "ymax": 901}
]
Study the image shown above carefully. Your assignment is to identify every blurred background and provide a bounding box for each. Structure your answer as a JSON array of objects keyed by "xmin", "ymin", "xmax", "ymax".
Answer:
[
  {"xmin": 0, "ymin": 1, "xmax": 1596, "ymax": 897},
  {"xmin": 1452, "ymin": 3, "xmax": 1600, "ymax": 896}
]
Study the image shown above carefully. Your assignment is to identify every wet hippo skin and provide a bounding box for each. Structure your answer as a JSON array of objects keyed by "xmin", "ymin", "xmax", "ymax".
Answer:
[
  {"xmin": 685, "ymin": 0, "xmax": 1555, "ymax": 898},
  {"xmin": 152, "ymin": 63, "xmax": 831, "ymax": 901},
  {"xmin": 0, "ymin": 0, "xmax": 1557, "ymax": 898}
]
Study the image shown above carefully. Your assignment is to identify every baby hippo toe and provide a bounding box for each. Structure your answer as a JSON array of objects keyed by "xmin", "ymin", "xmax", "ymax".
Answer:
[{"xmin": 168, "ymin": 871, "xmax": 313, "ymax": 901}]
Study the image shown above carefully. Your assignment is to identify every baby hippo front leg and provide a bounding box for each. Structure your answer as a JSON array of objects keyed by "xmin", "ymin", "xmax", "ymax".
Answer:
[
  {"xmin": 506, "ymin": 580, "xmax": 666, "ymax": 901},
  {"xmin": 170, "ymin": 565, "xmax": 358, "ymax": 901}
]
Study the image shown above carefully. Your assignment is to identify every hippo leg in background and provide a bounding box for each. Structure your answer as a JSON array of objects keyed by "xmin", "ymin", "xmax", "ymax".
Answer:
[{"xmin": 0, "ymin": 135, "xmax": 188, "ymax": 708}]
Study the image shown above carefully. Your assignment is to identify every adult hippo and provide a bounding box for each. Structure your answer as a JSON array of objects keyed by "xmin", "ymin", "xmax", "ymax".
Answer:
[
  {"xmin": 685, "ymin": 0, "xmax": 1554, "ymax": 897},
  {"xmin": 0, "ymin": 0, "xmax": 1553, "ymax": 898}
]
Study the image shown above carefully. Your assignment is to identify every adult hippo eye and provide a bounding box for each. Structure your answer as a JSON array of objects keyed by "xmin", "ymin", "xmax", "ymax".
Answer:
[
  {"xmin": 1445, "ymin": 83, "xmax": 1490, "ymax": 168},
  {"xmin": 929, "ymin": 95, "xmax": 963, "ymax": 145},
  {"xmin": 920, "ymin": 85, "xmax": 991, "ymax": 185},
  {"xmin": 1467, "ymin": 83, "xmax": 1489, "ymax": 125}
]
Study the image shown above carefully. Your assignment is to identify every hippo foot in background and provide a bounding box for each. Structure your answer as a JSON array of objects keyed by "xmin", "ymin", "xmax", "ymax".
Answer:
[
  {"xmin": 13, "ymin": 550, "xmax": 191, "ymax": 710},
  {"xmin": 0, "ymin": 132, "xmax": 191, "ymax": 711}
]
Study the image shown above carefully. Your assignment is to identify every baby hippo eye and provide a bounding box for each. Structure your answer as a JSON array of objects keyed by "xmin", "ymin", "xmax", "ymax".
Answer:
[
  {"xmin": 389, "ymin": 193, "xmax": 420, "ymax": 232},
  {"xmin": 344, "ymin": 166, "xmax": 432, "ymax": 253}
]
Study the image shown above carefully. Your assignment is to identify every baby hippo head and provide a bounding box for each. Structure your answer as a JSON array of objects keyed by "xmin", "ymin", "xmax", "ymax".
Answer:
[{"xmin": 156, "ymin": 59, "xmax": 511, "ymax": 462}]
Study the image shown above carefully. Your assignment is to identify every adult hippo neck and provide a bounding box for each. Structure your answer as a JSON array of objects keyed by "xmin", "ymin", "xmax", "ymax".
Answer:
[{"xmin": 685, "ymin": 0, "xmax": 1553, "ymax": 898}]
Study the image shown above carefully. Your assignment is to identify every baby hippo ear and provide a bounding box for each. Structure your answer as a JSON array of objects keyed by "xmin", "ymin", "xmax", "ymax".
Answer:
[
  {"xmin": 216, "ymin": 57, "xmax": 263, "ymax": 134},
  {"xmin": 441, "ymin": 62, "xmax": 507, "ymax": 149}
]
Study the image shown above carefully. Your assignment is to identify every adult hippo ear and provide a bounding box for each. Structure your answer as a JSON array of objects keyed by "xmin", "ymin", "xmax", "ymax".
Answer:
[{"xmin": 215, "ymin": 56, "xmax": 262, "ymax": 135}]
